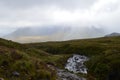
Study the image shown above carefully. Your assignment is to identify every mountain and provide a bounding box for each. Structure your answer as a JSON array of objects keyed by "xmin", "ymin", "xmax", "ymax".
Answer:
[
  {"xmin": 4, "ymin": 26, "xmax": 71, "ymax": 43},
  {"xmin": 105, "ymin": 32, "xmax": 120, "ymax": 37},
  {"xmin": 4, "ymin": 26, "xmax": 106, "ymax": 43}
]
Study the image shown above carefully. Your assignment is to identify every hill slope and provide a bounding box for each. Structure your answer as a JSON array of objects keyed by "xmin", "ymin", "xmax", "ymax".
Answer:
[
  {"xmin": 27, "ymin": 36, "xmax": 120, "ymax": 80},
  {"xmin": 105, "ymin": 32, "xmax": 120, "ymax": 37},
  {"xmin": 0, "ymin": 38, "xmax": 57, "ymax": 80},
  {"xmin": 0, "ymin": 36, "xmax": 120, "ymax": 80}
]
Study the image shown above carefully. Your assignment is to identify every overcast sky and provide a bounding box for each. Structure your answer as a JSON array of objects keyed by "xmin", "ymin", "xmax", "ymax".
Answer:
[{"xmin": 0, "ymin": 0, "xmax": 120, "ymax": 36}]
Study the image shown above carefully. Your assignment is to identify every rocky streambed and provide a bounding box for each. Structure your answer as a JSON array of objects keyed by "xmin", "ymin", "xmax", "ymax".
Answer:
[
  {"xmin": 57, "ymin": 54, "xmax": 89, "ymax": 80},
  {"xmin": 57, "ymin": 69, "xmax": 86, "ymax": 80}
]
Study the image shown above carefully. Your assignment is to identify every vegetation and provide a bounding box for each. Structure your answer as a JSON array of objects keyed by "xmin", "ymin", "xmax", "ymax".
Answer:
[
  {"xmin": 0, "ymin": 38, "xmax": 57, "ymax": 80},
  {"xmin": 0, "ymin": 36, "xmax": 120, "ymax": 80},
  {"xmin": 28, "ymin": 36, "xmax": 120, "ymax": 80}
]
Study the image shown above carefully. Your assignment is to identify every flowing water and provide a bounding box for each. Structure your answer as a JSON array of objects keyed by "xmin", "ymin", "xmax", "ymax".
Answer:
[
  {"xmin": 65, "ymin": 54, "xmax": 89, "ymax": 74},
  {"xmin": 57, "ymin": 54, "xmax": 88, "ymax": 80}
]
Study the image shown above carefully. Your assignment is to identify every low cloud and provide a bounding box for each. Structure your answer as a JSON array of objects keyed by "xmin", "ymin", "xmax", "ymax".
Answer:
[{"xmin": 0, "ymin": 0, "xmax": 120, "ymax": 42}]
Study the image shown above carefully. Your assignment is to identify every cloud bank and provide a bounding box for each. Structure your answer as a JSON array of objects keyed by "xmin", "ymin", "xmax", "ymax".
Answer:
[
  {"xmin": 0, "ymin": 0, "xmax": 119, "ymax": 28},
  {"xmin": 0, "ymin": 0, "xmax": 120, "ymax": 42}
]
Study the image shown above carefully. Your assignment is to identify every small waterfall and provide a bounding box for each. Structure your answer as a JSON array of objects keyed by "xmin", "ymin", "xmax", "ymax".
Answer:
[
  {"xmin": 65, "ymin": 54, "xmax": 89, "ymax": 74},
  {"xmin": 56, "ymin": 54, "xmax": 88, "ymax": 80}
]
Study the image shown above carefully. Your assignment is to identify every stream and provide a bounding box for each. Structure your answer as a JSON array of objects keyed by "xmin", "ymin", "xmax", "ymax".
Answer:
[{"xmin": 57, "ymin": 54, "xmax": 89, "ymax": 80}]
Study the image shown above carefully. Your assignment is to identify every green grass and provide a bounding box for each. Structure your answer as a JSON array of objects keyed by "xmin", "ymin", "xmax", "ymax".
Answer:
[
  {"xmin": 0, "ymin": 38, "xmax": 57, "ymax": 80},
  {"xmin": 27, "ymin": 36, "xmax": 120, "ymax": 80},
  {"xmin": 0, "ymin": 36, "xmax": 120, "ymax": 80}
]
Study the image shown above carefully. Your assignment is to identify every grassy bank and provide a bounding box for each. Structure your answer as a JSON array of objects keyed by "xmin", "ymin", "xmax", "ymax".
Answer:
[{"xmin": 27, "ymin": 36, "xmax": 120, "ymax": 80}]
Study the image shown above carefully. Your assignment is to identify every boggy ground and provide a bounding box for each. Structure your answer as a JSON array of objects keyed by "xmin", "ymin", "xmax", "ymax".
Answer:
[{"xmin": 0, "ymin": 36, "xmax": 120, "ymax": 80}]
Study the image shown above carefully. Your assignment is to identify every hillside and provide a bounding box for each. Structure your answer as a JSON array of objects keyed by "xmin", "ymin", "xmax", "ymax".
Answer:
[
  {"xmin": 0, "ymin": 38, "xmax": 58, "ymax": 80},
  {"xmin": 105, "ymin": 32, "xmax": 120, "ymax": 37},
  {"xmin": 27, "ymin": 36, "xmax": 120, "ymax": 80},
  {"xmin": 0, "ymin": 37, "xmax": 120, "ymax": 80}
]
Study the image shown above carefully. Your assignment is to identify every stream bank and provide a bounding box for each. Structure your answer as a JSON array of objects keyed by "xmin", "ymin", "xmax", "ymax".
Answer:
[{"xmin": 48, "ymin": 54, "xmax": 88, "ymax": 80}]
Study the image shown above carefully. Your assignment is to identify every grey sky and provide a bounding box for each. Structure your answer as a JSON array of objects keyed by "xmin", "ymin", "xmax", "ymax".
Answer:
[
  {"xmin": 0, "ymin": 0, "xmax": 120, "ymax": 36},
  {"xmin": 0, "ymin": 0, "xmax": 96, "ymax": 9}
]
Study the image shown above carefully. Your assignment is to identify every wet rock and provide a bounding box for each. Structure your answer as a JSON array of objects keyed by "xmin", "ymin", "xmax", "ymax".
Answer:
[
  {"xmin": 57, "ymin": 69, "xmax": 86, "ymax": 80},
  {"xmin": 12, "ymin": 71, "xmax": 20, "ymax": 77},
  {"xmin": 65, "ymin": 54, "xmax": 88, "ymax": 74},
  {"xmin": 48, "ymin": 54, "xmax": 88, "ymax": 80},
  {"xmin": 0, "ymin": 78, "xmax": 4, "ymax": 80}
]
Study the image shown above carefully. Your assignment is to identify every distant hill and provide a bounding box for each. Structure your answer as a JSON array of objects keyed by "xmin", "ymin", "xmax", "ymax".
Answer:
[
  {"xmin": 4, "ymin": 26, "xmax": 70, "ymax": 43},
  {"xmin": 4, "ymin": 26, "xmax": 105, "ymax": 43},
  {"xmin": 105, "ymin": 32, "xmax": 120, "ymax": 37}
]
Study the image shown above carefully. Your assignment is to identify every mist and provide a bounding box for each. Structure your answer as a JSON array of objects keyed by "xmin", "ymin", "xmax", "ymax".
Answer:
[{"xmin": 0, "ymin": 0, "xmax": 120, "ymax": 42}]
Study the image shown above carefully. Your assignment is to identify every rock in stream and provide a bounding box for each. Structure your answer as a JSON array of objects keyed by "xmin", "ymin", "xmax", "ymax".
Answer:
[
  {"xmin": 57, "ymin": 54, "xmax": 88, "ymax": 80},
  {"xmin": 65, "ymin": 54, "xmax": 89, "ymax": 74},
  {"xmin": 57, "ymin": 69, "xmax": 86, "ymax": 80}
]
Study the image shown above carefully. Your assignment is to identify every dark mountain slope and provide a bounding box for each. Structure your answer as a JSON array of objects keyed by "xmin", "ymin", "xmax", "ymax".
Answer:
[{"xmin": 105, "ymin": 32, "xmax": 120, "ymax": 37}]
